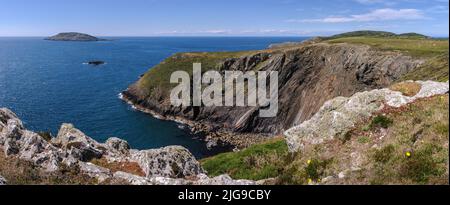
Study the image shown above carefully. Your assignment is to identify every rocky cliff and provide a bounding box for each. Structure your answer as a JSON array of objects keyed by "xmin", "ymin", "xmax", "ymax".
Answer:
[
  {"xmin": 0, "ymin": 108, "xmax": 260, "ymax": 185},
  {"xmin": 122, "ymin": 41, "xmax": 423, "ymax": 148}
]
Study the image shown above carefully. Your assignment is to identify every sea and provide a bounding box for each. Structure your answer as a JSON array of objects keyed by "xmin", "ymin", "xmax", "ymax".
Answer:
[{"xmin": 0, "ymin": 36, "xmax": 308, "ymax": 158}]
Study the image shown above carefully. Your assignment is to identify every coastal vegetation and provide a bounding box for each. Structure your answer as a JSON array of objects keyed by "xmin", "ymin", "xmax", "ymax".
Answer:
[
  {"xmin": 202, "ymin": 94, "xmax": 449, "ymax": 185},
  {"xmin": 201, "ymin": 138, "xmax": 289, "ymax": 180}
]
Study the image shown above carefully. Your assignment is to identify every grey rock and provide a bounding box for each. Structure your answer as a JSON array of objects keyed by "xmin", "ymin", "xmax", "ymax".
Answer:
[
  {"xmin": 0, "ymin": 175, "xmax": 6, "ymax": 185},
  {"xmin": 284, "ymin": 80, "xmax": 449, "ymax": 152},
  {"xmin": 1, "ymin": 108, "xmax": 62, "ymax": 172},
  {"xmin": 194, "ymin": 174, "xmax": 256, "ymax": 185},
  {"xmin": 78, "ymin": 162, "xmax": 112, "ymax": 183},
  {"xmin": 3, "ymin": 138, "xmax": 19, "ymax": 156},
  {"xmin": 105, "ymin": 137, "xmax": 130, "ymax": 155},
  {"xmin": 53, "ymin": 124, "xmax": 104, "ymax": 161},
  {"xmin": 113, "ymin": 171, "xmax": 150, "ymax": 185},
  {"xmin": 131, "ymin": 146, "xmax": 205, "ymax": 178}
]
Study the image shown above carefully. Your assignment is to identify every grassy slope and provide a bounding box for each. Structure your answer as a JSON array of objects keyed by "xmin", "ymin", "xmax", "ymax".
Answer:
[
  {"xmin": 201, "ymin": 138, "xmax": 289, "ymax": 180},
  {"xmin": 136, "ymin": 51, "xmax": 259, "ymax": 98},
  {"xmin": 202, "ymin": 94, "xmax": 449, "ymax": 185}
]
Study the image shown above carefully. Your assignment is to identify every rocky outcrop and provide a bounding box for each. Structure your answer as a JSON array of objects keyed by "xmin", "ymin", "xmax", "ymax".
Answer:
[
  {"xmin": 0, "ymin": 175, "xmax": 6, "ymax": 185},
  {"xmin": 130, "ymin": 146, "xmax": 204, "ymax": 178},
  {"xmin": 123, "ymin": 42, "xmax": 423, "ymax": 145},
  {"xmin": 284, "ymin": 80, "xmax": 449, "ymax": 152},
  {"xmin": 45, "ymin": 32, "xmax": 105, "ymax": 41},
  {"xmin": 0, "ymin": 108, "xmax": 253, "ymax": 185}
]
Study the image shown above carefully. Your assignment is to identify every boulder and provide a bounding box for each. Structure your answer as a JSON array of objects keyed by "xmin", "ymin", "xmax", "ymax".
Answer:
[
  {"xmin": 105, "ymin": 137, "xmax": 130, "ymax": 155},
  {"xmin": 131, "ymin": 146, "xmax": 205, "ymax": 178},
  {"xmin": 78, "ymin": 162, "xmax": 112, "ymax": 183},
  {"xmin": 113, "ymin": 171, "xmax": 151, "ymax": 185},
  {"xmin": 53, "ymin": 124, "xmax": 104, "ymax": 161}
]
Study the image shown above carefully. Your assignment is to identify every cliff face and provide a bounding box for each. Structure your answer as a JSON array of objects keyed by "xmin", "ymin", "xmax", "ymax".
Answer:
[{"xmin": 123, "ymin": 42, "xmax": 422, "ymax": 136}]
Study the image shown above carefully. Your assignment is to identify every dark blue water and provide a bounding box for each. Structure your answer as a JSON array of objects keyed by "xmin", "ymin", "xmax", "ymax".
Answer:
[{"xmin": 0, "ymin": 37, "xmax": 307, "ymax": 158}]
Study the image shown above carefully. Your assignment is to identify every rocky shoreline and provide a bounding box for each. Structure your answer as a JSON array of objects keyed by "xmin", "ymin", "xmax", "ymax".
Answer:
[
  {"xmin": 119, "ymin": 92, "xmax": 271, "ymax": 151},
  {"xmin": 0, "ymin": 108, "xmax": 265, "ymax": 185}
]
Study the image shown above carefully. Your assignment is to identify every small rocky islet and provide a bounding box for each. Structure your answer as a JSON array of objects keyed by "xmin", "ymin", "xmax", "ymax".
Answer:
[{"xmin": 45, "ymin": 32, "xmax": 106, "ymax": 42}]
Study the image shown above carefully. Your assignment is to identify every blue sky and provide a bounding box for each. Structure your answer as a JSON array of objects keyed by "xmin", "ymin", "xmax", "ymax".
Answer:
[{"xmin": 0, "ymin": 0, "xmax": 448, "ymax": 37}]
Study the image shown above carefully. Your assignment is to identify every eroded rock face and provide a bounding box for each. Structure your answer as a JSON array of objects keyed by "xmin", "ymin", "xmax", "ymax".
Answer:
[
  {"xmin": 284, "ymin": 81, "xmax": 449, "ymax": 152},
  {"xmin": 123, "ymin": 43, "xmax": 423, "ymax": 136}
]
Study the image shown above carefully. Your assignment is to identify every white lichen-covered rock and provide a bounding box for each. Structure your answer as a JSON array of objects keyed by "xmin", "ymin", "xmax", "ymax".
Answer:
[
  {"xmin": 105, "ymin": 137, "xmax": 130, "ymax": 155},
  {"xmin": 284, "ymin": 81, "xmax": 449, "ymax": 152},
  {"xmin": 0, "ymin": 175, "xmax": 7, "ymax": 185},
  {"xmin": 131, "ymin": 146, "xmax": 205, "ymax": 178},
  {"xmin": 113, "ymin": 171, "xmax": 151, "ymax": 185},
  {"xmin": 193, "ymin": 174, "xmax": 257, "ymax": 185},
  {"xmin": 1, "ymin": 108, "xmax": 62, "ymax": 172},
  {"xmin": 52, "ymin": 124, "xmax": 105, "ymax": 161},
  {"xmin": 78, "ymin": 162, "xmax": 112, "ymax": 183}
]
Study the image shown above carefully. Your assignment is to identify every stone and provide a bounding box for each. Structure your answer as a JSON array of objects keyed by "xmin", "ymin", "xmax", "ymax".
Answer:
[
  {"xmin": 3, "ymin": 138, "xmax": 19, "ymax": 156},
  {"xmin": 194, "ymin": 174, "xmax": 256, "ymax": 185},
  {"xmin": 113, "ymin": 171, "xmax": 150, "ymax": 185},
  {"xmin": 0, "ymin": 175, "xmax": 6, "ymax": 185},
  {"xmin": 105, "ymin": 137, "xmax": 130, "ymax": 155},
  {"xmin": 79, "ymin": 162, "xmax": 112, "ymax": 183},
  {"xmin": 131, "ymin": 146, "xmax": 205, "ymax": 178},
  {"xmin": 53, "ymin": 124, "xmax": 104, "ymax": 161}
]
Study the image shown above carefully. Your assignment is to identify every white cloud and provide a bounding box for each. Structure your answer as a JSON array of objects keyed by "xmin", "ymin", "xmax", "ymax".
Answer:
[{"xmin": 288, "ymin": 8, "xmax": 425, "ymax": 23}]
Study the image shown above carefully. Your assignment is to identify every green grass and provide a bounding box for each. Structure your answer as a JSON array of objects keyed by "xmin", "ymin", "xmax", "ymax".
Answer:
[
  {"xmin": 369, "ymin": 95, "xmax": 449, "ymax": 184},
  {"xmin": 399, "ymin": 52, "xmax": 449, "ymax": 82},
  {"xmin": 201, "ymin": 139, "xmax": 288, "ymax": 180},
  {"xmin": 325, "ymin": 37, "xmax": 448, "ymax": 58},
  {"xmin": 136, "ymin": 51, "xmax": 258, "ymax": 98}
]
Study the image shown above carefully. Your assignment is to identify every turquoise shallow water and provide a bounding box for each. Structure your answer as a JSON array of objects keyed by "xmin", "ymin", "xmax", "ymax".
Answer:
[{"xmin": 0, "ymin": 36, "xmax": 307, "ymax": 158}]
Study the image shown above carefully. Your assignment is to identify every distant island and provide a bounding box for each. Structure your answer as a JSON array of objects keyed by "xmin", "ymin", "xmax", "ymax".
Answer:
[{"xmin": 45, "ymin": 32, "xmax": 105, "ymax": 41}]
